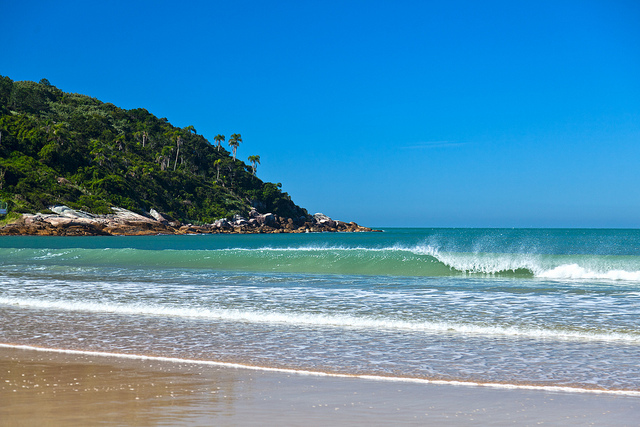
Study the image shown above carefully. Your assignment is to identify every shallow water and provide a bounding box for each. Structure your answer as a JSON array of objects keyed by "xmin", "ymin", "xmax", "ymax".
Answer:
[
  {"xmin": 1, "ymin": 229, "xmax": 639, "ymax": 393},
  {"xmin": 5, "ymin": 347, "xmax": 640, "ymax": 426}
]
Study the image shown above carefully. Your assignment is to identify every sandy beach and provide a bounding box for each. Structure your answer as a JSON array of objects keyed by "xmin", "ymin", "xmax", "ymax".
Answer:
[
  {"xmin": 2, "ymin": 230, "xmax": 640, "ymax": 425},
  {"xmin": 1, "ymin": 346, "xmax": 639, "ymax": 426}
]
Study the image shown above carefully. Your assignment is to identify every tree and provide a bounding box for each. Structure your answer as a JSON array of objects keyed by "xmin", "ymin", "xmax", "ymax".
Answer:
[
  {"xmin": 138, "ymin": 121, "xmax": 151, "ymax": 148},
  {"xmin": 213, "ymin": 134, "xmax": 225, "ymax": 151},
  {"xmin": 116, "ymin": 134, "xmax": 125, "ymax": 151},
  {"xmin": 248, "ymin": 155, "xmax": 260, "ymax": 175},
  {"xmin": 174, "ymin": 136, "xmax": 183, "ymax": 171},
  {"xmin": 214, "ymin": 159, "xmax": 222, "ymax": 182},
  {"xmin": 51, "ymin": 123, "xmax": 69, "ymax": 145},
  {"xmin": 228, "ymin": 133, "xmax": 242, "ymax": 160},
  {"xmin": 159, "ymin": 145, "xmax": 173, "ymax": 170},
  {"xmin": 0, "ymin": 75, "xmax": 312, "ymax": 223},
  {"xmin": 0, "ymin": 76, "xmax": 14, "ymax": 111}
]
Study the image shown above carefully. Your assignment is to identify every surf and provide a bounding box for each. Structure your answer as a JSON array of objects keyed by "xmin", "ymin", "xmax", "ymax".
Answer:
[
  {"xmin": 3, "ymin": 245, "xmax": 640, "ymax": 281},
  {"xmin": 2, "ymin": 294, "xmax": 638, "ymax": 343}
]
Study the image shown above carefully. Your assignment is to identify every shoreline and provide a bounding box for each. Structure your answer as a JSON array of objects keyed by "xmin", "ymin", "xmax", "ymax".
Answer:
[
  {"xmin": 2, "ymin": 343, "xmax": 639, "ymax": 397},
  {"xmin": 0, "ymin": 206, "xmax": 381, "ymax": 236},
  {"xmin": 2, "ymin": 345, "xmax": 639, "ymax": 425}
]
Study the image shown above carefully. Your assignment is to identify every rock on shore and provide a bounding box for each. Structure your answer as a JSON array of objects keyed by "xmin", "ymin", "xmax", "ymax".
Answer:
[{"xmin": 0, "ymin": 206, "xmax": 380, "ymax": 236}]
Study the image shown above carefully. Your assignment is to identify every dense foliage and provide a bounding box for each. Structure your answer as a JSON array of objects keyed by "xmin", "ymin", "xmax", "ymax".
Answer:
[{"xmin": 0, "ymin": 76, "xmax": 309, "ymax": 223}]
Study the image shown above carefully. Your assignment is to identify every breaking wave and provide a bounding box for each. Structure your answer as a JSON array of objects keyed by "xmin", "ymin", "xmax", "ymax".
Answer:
[{"xmin": 1, "ymin": 245, "xmax": 640, "ymax": 281}]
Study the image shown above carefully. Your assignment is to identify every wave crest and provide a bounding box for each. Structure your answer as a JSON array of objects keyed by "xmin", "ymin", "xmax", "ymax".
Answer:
[
  {"xmin": 2, "ymin": 245, "xmax": 640, "ymax": 281},
  {"xmin": 408, "ymin": 245, "xmax": 640, "ymax": 281}
]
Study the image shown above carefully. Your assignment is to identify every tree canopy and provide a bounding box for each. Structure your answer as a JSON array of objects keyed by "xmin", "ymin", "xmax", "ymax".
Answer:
[{"xmin": 0, "ymin": 75, "xmax": 309, "ymax": 223}]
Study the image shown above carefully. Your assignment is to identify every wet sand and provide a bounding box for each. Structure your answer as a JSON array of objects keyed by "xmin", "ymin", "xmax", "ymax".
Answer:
[{"xmin": 1, "ymin": 346, "xmax": 639, "ymax": 426}]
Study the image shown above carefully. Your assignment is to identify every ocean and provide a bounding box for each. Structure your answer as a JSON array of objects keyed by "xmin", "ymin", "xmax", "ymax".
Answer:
[{"xmin": 1, "ymin": 228, "xmax": 639, "ymax": 395}]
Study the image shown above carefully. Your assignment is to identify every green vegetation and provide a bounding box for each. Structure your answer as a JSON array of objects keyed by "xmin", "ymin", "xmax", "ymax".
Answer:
[
  {"xmin": 0, "ymin": 212, "xmax": 21, "ymax": 226},
  {"xmin": 0, "ymin": 75, "xmax": 309, "ymax": 223},
  {"xmin": 228, "ymin": 133, "xmax": 242, "ymax": 160},
  {"xmin": 248, "ymin": 155, "xmax": 261, "ymax": 175}
]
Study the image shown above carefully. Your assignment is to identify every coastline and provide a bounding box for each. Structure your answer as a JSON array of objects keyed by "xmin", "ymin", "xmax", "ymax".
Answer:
[
  {"xmin": 0, "ymin": 206, "xmax": 380, "ymax": 236},
  {"xmin": 2, "ymin": 345, "xmax": 639, "ymax": 426},
  {"xmin": 3, "ymin": 229, "xmax": 640, "ymax": 425}
]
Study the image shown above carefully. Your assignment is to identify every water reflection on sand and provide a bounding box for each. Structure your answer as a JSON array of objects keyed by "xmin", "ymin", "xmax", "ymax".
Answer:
[{"xmin": 2, "ymin": 347, "xmax": 640, "ymax": 426}]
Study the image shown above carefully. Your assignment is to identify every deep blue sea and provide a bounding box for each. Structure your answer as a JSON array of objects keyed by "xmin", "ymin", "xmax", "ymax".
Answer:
[{"xmin": 1, "ymin": 229, "xmax": 639, "ymax": 394}]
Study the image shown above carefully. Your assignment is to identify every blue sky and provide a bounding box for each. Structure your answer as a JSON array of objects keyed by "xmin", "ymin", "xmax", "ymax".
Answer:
[{"xmin": 3, "ymin": 0, "xmax": 640, "ymax": 227}]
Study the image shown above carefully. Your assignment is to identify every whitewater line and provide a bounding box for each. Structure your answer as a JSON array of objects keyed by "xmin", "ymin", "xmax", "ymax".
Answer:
[
  {"xmin": 2, "ymin": 296, "xmax": 639, "ymax": 343},
  {"xmin": 1, "ymin": 343, "xmax": 639, "ymax": 397}
]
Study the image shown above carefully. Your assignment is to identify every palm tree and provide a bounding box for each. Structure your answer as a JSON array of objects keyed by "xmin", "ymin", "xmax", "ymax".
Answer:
[
  {"xmin": 214, "ymin": 159, "xmax": 222, "ymax": 182},
  {"xmin": 159, "ymin": 145, "xmax": 173, "ymax": 170},
  {"xmin": 228, "ymin": 133, "xmax": 242, "ymax": 160},
  {"xmin": 213, "ymin": 134, "xmax": 225, "ymax": 151},
  {"xmin": 248, "ymin": 155, "xmax": 260, "ymax": 175},
  {"xmin": 139, "ymin": 122, "xmax": 150, "ymax": 147}
]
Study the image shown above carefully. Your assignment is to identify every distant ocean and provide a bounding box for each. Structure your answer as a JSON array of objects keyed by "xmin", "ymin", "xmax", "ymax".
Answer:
[{"xmin": 1, "ymin": 229, "xmax": 639, "ymax": 395}]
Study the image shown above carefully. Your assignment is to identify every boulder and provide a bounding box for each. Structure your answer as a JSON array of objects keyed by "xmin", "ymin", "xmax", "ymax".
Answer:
[
  {"xmin": 110, "ymin": 207, "xmax": 155, "ymax": 223},
  {"xmin": 232, "ymin": 214, "xmax": 248, "ymax": 226},
  {"xmin": 50, "ymin": 205, "xmax": 95, "ymax": 220},
  {"xmin": 149, "ymin": 208, "xmax": 168, "ymax": 223},
  {"xmin": 256, "ymin": 213, "xmax": 278, "ymax": 227},
  {"xmin": 212, "ymin": 218, "xmax": 232, "ymax": 229},
  {"xmin": 313, "ymin": 213, "xmax": 336, "ymax": 228}
]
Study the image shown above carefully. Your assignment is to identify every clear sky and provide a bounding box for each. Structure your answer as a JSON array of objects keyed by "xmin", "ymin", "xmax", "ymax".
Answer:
[{"xmin": 3, "ymin": 0, "xmax": 640, "ymax": 227}]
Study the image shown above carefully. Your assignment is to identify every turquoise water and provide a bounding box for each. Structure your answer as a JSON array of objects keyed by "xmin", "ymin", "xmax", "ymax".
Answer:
[{"xmin": 1, "ymin": 229, "xmax": 639, "ymax": 393}]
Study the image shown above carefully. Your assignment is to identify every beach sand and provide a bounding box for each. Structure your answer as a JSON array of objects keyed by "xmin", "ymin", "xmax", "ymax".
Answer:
[{"xmin": 1, "ymin": 346, "xmax": 639, "ymax": 426}]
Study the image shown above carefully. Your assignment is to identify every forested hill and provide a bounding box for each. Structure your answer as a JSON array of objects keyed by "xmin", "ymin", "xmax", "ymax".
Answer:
[{"xmin": 0, "ymin": 76, "xmax": 309, "ymax": 224}]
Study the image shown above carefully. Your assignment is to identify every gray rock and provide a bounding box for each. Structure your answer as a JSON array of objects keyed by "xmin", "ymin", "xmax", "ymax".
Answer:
[
  {"xmin": 232, "ymin": 214, "xmax": 248, "ymax": 226},
  {"xmin": 256, "ymin": 213, "xmax": 277, "ymax": 227},
  {"xmin": 50, "ymin": 205, "xmax": 95, "ymax": 219},
  {"xmin": 313, "ymin": 213, "xmax": 336, "ymax": 228},
  {"xmin": 149, "ymin": 209, "xmax": 167, "ymax": 223},
  {"xmin": 212, "ymin": 219, "xmax": 231, "ymax": 229},
  {"xmin": 110, "ymin": 207, "xmax": 155, "ymax": 223}
]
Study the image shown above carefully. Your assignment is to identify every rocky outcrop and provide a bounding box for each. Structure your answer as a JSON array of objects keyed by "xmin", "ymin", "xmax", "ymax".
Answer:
[
  {"xmin": 0, "ymin": 206, "xmax": 175, "ymax": 236},
  {"xmin": 149, "ymin": 208, "xmax": 169, "ymax": 223},
  {"xmin": 313, "ymin": 213, "xmax": 336, "ymax": 228},
  {"xmin": 0, "ymin": 206, "xmax": 380, "ymax": 236}
]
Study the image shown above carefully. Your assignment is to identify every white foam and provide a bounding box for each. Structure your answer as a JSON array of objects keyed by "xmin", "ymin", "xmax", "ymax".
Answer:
[
  {"xmin": 404, "ymin": 245, "xmax": 545, "ymax": 275},
  {"xmin": 410, "ymin": 245, "xmax": 640, "ymax": 281},
  {"xmin": 1, "ymin": 343, "xmax": 638, "ymax": 396},
  {"xmin": 539, "ymin": 264, "xmax": 640, "ymax": 281},
  {"xmin": 2, "ymin": 296, "xmax": 638, "ymax": 343}
]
